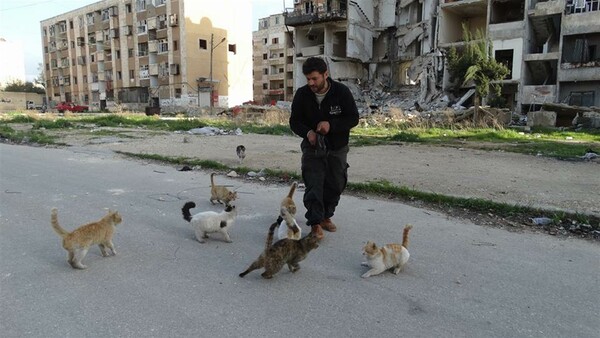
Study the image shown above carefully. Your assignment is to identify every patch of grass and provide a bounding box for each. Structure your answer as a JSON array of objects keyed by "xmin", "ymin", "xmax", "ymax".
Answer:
[
  {"xmin": 33, "ymin": 118, "xmax": 75, "ymax": 129},
  {"xmin": 349, "ymin": 180, "xmax": 531, "ymax": 215},
  {"xmin": 116, "ymin": 151, "xmax": 229, "ymax": 170},
  {"xmin": 4, "ymin": 115, "xmax": 37, "ymax": 123},
  {"xmin": 0, "ymin": 124, "xmax": 58, "ymax": 144}
]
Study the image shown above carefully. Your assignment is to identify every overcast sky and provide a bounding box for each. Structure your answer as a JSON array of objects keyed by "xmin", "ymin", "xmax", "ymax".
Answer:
[{"xmin": 0, "ymin": 0, "xmax": 289, "ymax": 81}]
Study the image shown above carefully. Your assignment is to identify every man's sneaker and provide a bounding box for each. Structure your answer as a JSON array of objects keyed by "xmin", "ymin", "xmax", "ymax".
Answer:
[
  {"xmin": 311, "ymin": 224, "xmax": 324, "ymax": 240},
  {"xmin": 320, "ymin": 218, "xmax": 337, "ymax": 232}
]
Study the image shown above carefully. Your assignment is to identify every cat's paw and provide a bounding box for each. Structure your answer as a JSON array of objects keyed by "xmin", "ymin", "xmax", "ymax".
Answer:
[
  {"xmin": 224, "ymin": 239, "xmax": 233, "ymax": 243},
  {"xmin": 361, "ymin": 272, "xmax": 370, "ymax": 278}
]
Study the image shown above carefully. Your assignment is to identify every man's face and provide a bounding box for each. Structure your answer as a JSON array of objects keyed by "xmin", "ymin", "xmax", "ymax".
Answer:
[{"xmin": 305, "ymin": 70, "xmax": 329, "ymax": 94}]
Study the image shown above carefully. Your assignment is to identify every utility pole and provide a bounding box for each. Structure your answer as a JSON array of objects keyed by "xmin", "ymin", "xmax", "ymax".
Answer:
[{"xmin": 209, "ymin": 33, "xmax": 226, "ymax": 108}]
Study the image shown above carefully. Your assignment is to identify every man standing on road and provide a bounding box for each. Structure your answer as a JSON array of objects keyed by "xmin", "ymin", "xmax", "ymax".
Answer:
[{"xmin": 289, "ymin": 57, "xmax": 359, "ymax": 240}]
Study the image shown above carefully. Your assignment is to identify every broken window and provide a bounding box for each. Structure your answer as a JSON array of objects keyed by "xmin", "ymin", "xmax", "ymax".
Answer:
[
  {"xmin": 490, "ymin": 0, "xmax": 525, "ymax": 24},
  {"xmin": 562, "ymin": 34, "xmax": 600, "ymax": 63},
  {"xmin": 495, "ymin": 49, "xmax": 513, "ymax": 79},
  {"xmin": 569, "ymin": 91, "xmax": 595, "ymax": 106}
]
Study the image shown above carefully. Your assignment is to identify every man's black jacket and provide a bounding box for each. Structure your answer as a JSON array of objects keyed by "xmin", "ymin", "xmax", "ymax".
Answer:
[{"xmin": 289, "ymin": 78, "xmax": 359, "ymax": 151}]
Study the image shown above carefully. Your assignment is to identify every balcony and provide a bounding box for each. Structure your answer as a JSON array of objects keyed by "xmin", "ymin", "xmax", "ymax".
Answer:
[{"xmin": 284, "ymin": 7, "xmax": 346, "ymax": 27}]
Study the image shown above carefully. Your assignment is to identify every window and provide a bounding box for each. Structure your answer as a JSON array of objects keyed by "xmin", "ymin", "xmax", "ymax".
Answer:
[
  {"xmin": 128, "ymin": 48, "xmax": 134, "ymax": 58},
  {"xmin": 159, "ymin": 62, "xmax": 169, "ymax": 76},
  {"xmin": 228, "ymin": 44, "xmax": 236, "ymax": 54},
  {"xmin": 137, "ymin": 20, "xmax": 147, "ymax": 34},
  {"xmin": 125, "ymin": 3, "xmax": 132, "ymax": 13},
  {"xmin": 137, "ymin": 42, "xmax": 148, "ymax": 56},
  {"xmin": 69, "ymin": 21, "xmax": 73, "ymax": 29},
  {"xmin": 263, "ymin": 83, "xmax": 268, "ymax": 90},
  {"xmin": 83, "ymin": 75, "xmax": 87, "ymax": 83},
  {"xmin": 154, "ymin": 0, "xmax": 167, "ymax": 5},
  {"xmin": 86, "ymin": 13, "xmax": 94, "ymax": 25},
  {"xmin": 73, "ymin": 76, "xmax": 78, "ymax": 85},
  {"xmin": 158, "ymin": 39, "xmax": 168, "ymax": 53},
  {"xmin": 71, "ymin": 41, "xmax": 75, "ymax": 48},
  {"xmin": 102, "ymin": 9, "xmax": 110, "ymax": 21},
  {"xmin": 173, "ymin": 40, "xmax": 178, "ymax": 51},
  {"xmin": 175, "ymin": 88, "xmax": 182, "ymax": 98},
  {"xmin": 272, "ymin": 38, "xmax": 279, "ymax": 44},
  {"xmin": 46, "ymin": 63, "xmax": 50, "ymax": 70},
  {"xmin": 44, "ymin": 46, "xmax": 48, "ymax": 53},
  {"xmin": 569, "ymin": 91, "xmax": 595, "ymax": 107},
  {"xmin": 157, "ymin": 14, "xmax": 167, "ymax": 29},
  {"xmin": 199, "ymin": 39, "xmax": 207, "ymax": 49},
  {"xmin": 136, "ymin": 0, "xmax": 146, "ymax": 12},
  {"xmin": 117, "ymin": 71, "xmax": 122, "ymax": 80},
  {"xmin": 263, "ymin": 68, "xmax": 268, "ymax": 75},
  {"xmin": 139, "ymin": 65, "xmax": 149, "ymax": 79},
  {"xmin": 263, "ymin": 38, "xmax": 267, "ymax": 44},
  {"xmin": 279, "ymin": 53, "xmax": 284, "ymax": 57},
  {"xmin": 494, "ymin": 50, "xmax": 513, "ymax": 79},
  {"xmin": 90, "ymin": 54, "xmax": 95, "ymax": 62},
  {"xmin": 263, "ymin": 53, "xmax": 268, "ymax": 60},
  {"xmin": 129, "ymin": 69, "xmax": 135, "ymax": 79},
  {"xmin": 115, "ymin": 50, "xmax": 120, "ymax": 59}
]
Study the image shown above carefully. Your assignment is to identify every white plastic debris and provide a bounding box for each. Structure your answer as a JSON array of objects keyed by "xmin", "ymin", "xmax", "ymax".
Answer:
[
  {"xmin": 531, "ymin": 217, "xmax": 552, "ymax": 225},
  {"xmin": 227, "ymin": 171, "xmax": 238, "ymax": 177}
]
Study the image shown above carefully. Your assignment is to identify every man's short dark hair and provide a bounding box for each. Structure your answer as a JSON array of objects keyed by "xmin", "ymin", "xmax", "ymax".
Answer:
[{"xmin": 302, "ymin": 57, "xmax": 328, "ymax": 75}]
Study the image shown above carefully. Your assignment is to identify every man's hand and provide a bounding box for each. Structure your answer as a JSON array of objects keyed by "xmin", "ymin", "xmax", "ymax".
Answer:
[
  {"xmin": 316, "ymin": 121, "xmax": 330, "ymax": 135},
  {"xmin": 307, "ymin": 130, "xmax": 317, "ymax": 146}
]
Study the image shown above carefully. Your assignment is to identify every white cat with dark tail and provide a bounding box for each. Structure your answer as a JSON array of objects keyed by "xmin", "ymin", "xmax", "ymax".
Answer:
[{"xmin": 181, "ymin": 201, "xmax": 237, "ymax": 243}]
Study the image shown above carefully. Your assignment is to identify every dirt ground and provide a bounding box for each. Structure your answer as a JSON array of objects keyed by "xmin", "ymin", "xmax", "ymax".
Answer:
[{"xmin": 40, "ymin": 126, "xmax": 599, "ymax": 239}]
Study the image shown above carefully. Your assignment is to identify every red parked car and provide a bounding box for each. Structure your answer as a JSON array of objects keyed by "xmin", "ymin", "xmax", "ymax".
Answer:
[{"xmin": 56, "ymin": 102, "xmax": 89, "ymax": 113}]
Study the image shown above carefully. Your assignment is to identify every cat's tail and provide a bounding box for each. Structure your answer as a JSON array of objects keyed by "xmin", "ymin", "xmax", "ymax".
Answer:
[
  {"xmin": 50, "ymin": 208, "xmax": 70, "ymax": 238},
  {"xmin": 402, "ymin": 224, "xmax": 413, "ymax": 248},
  {"xmin": 182, "ymin": 201, "xmax": 196, "ymax": 222},
  {"xmin": 265, "ymin": 221, "xmax": 279, "ymax": 251},
  {"xmin": 286, "ymin": 181, "xmax": 297, "ymax": 199},
  {"xmin": 210, "ymin": 172, "xmax": 216, "ymax": 188}
]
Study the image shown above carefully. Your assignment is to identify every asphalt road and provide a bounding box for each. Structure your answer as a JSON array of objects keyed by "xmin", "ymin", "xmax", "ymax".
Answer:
[{"xmin": 1, "ymin": 143, "xmax": 598, "ymax": 338}]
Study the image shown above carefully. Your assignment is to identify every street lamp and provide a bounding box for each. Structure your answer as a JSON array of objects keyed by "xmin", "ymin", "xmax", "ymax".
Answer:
[{"xmin": 209, "ymin": 33, "xmax": 226, "ymax": 108}]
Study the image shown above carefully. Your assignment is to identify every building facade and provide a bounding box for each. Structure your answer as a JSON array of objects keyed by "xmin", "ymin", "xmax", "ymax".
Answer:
[
  {"xmin": 252, "ymin": 13, "xmax": 294, "ymax": 104},
  {"xmin": 40, "ymin": 0, "xmax": 252, "ymax": 111},
  {"xmin": 439, "ymin": 0, "xmax": 600, "ymax": 113}
]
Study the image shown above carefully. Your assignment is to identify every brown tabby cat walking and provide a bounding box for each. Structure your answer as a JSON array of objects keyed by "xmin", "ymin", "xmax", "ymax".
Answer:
[
  {"xmin": 50, "ymin": 208, "xmax": 123, "ymax": 269},
  {"xmin": 210, "ymin": 172, "xmax": 237, "ymax": 205},
  {"xmin": 239, "ymin": 221, "xmax": 320, "ymax": 279}
]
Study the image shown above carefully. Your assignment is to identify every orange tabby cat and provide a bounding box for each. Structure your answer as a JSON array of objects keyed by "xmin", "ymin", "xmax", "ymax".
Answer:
[
  {"xmin": 50, "ymin": 208, "xmax": 123, "ymax": 269},
  {"xmin": 361, "ymin": 224, "xmax": 413, "ymax": 278},
  {"xmin": 210, "ymin": 172, "xmax": 237, "ymax": 205}
]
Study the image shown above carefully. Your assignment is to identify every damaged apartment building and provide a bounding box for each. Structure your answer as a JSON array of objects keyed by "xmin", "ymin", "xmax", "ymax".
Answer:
[
  {"xmin": 40, "ymin": 0, "xmax": 252, "ymax": 112},
  {"xmin": 275, "ymin": 0, "xmax": 599, "ymax": 118},
  {"xmin": 281, "ymin": 0, "xmax": 440, "ymax": 113}
]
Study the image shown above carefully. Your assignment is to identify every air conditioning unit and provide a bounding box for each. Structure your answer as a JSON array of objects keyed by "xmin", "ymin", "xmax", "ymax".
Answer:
[{"xmin": 169, "ymin": 14, "xmax": 178, "ymax": 27}]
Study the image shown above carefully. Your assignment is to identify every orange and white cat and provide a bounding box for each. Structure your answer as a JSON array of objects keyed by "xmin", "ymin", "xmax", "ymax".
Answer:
[
  {"xmin": 277, "ymin": 181, "xmax": 301, "ymax": 240},
  {"xmin": 361, "ymin": 224, "xmax": 413, "ymax": 278},
  {"xmin": 50, "ymin": 208, "xmax": 123, "ymax": 269},
  {"xmin": 210, "ymin": 172, "xmax": 237, "ymax": 206}
]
